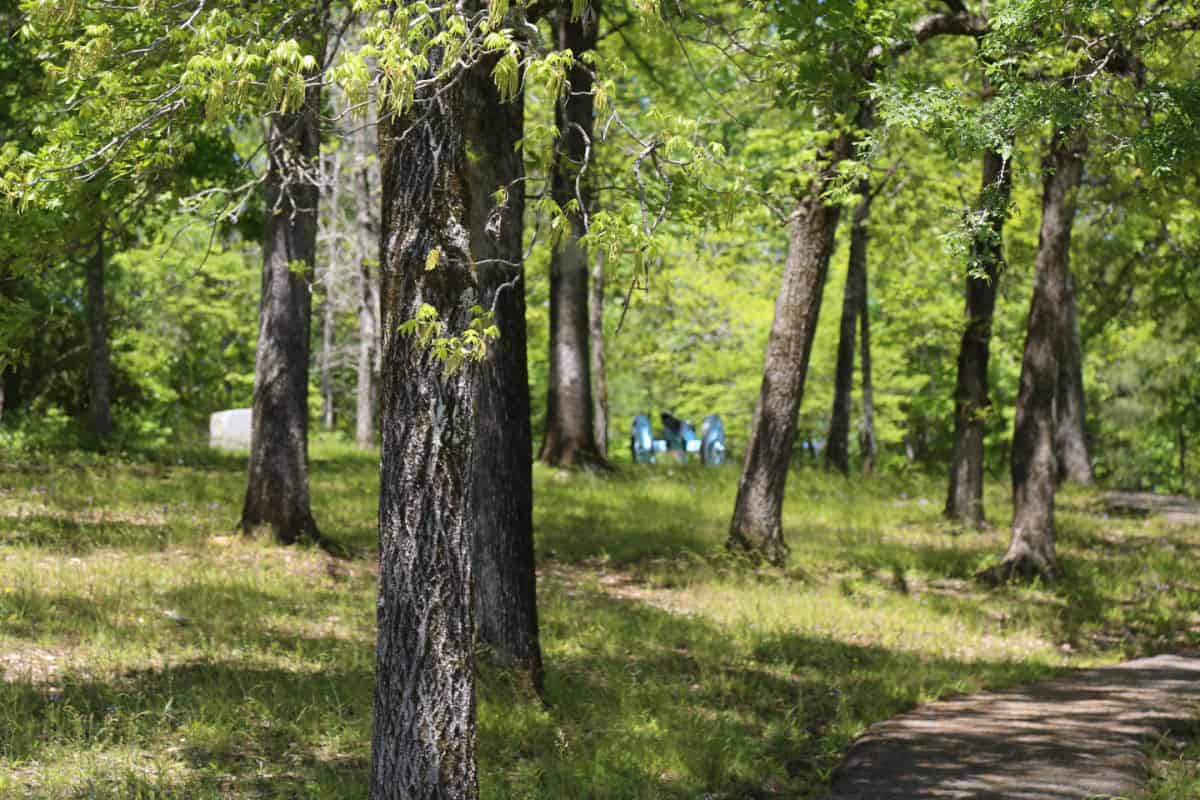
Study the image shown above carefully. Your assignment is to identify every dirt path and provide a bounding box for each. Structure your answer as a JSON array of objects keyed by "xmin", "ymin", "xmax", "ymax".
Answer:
[
  {"xmin": 828, "ymin": 653, "xmax": 1200, "ymax": 799},
  {"xmin": 1101, "ymin": 492, "xmax": 1200, "ymax": 525}
]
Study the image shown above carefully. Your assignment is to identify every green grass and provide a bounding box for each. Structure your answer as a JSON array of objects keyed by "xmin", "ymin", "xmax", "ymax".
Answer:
[
  {"xmin": 1, "ymin": 441, "xmax": 1198, "ymax": 797},
  {"xmin": 1146, "ymin": 732, "xmax": 1200, "ymax": 799}
]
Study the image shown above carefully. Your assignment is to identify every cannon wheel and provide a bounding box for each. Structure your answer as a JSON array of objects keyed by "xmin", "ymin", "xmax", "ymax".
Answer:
[
  {"xmin": 631, "ymin": 415, "xmax": 655, "ymax": 464},
  {"xmin": 701, "ymin": 414, "xmax": 727, "ymax": 466}
]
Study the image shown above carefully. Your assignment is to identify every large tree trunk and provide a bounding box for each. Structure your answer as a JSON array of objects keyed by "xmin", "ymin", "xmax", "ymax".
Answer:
[
  {"xmin": 85, "ymin": 222, "xmax": 113, "ymax": 440},
  {"xmin": 728, "ymin": 132, "xmax": 852, "ymax": 565},
  {"xmin": 371, "ymin": 29, "xmax": 480, "ymax": 800},
  {"xmin": 240, "ymin": 83, "xmax": 322, "ymax": 546},
  {"xmin": 590, "ymin": 251, "xmax": 609, "ymax": 460},
  {"xmin": 1055, "ymin": 275, "xmax": 1093, "ymax": 484},
  {"xmin": 354, "ymin": 115, "xmax": 380, "ymax": 449},
  {"xmin": 998, "ymin": 129, "xmax": 1087, "ymax": 582},
  {"xmin": 464, "ymin": 53, "xmax": 543, "ymax": 691},
  {"xmin": 858, "ymin": 259, "xmax": 876, "ymax": 475},
  {"xmin": 945, "ymin": 149, "xmax": 1012, "ymax": 526},
  {"xmin": 825, "ymin": 177, "xmax": 871, "ymax": 475},
  {"xmin": 539, "ymin": 3, "xmax": 605, "ymax": 468}
]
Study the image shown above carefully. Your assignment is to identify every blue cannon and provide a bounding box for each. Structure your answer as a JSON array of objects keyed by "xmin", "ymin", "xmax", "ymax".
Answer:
[{"xmin": 631, "ymin": 412, "xmax": 727, "ymax": 465}]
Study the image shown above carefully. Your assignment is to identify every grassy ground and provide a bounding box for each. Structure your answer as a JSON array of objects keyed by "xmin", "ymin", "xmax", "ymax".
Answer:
[{"xmin": 0, "ymin": 440, "xmax": 1198, "ymax": 798}]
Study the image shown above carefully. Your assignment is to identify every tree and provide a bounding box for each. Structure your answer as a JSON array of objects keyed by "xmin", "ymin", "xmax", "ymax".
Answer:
[
  {"xmin": 1055, "ymin": 275, "xmax": 1092, "ymax": 484},
  {"xmin": 539, "ymin": 2, "xmax": 606, "ymax": 468},
  {"xmin": 728, "ymin": 127, "xmax": 852, "ymax": 563},
  {"xmin": 464, "ymin": 45, "xmax": 543, "ymax": 689},
  {"xmin": 353, "ymin": 105, "xmax": 381, "ymax": 450},
  {"xmin": 945, "ymin": 147, "xmax": 1012, "ymax": 526},
  {"xmin": 997, "ymin": 127, "xmax": 1087, "ymax": 581},
  {"xmin": 825, "ymin": 139, "xmax": 874, "ymax": 476},
  {"xmin": 858, "ymin": 259, "xmax": 877, "ymax": 475},
  {"xmin": 728, "ymin": 5, "xmax": 985, "ymax": 564},
  {"xmin": 318, "ymin": 147, "xmax": 343, "ymax": 433},
  {"xmin": 369, "ymin": 5, "xmax": 500, "ymax": 794},
  {"xmin": 240, "ymin": 31, "xmax": 326, "ymax": 546},
  {"xmin": 590, "ymin": 251, "xmax": 609, "ymax": 459},
  {"xmin": 83, "ymin": 210, "xmax": 113, "ymax": 440}
]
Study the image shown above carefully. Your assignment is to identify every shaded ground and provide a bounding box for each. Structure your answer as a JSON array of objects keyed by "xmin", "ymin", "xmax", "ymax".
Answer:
[
  {"xmin": 830, "ymin": 653, "xmax": 1200, "ymax": 799},
  {"xmin": 2, "ymin": 451, "xmax": 1199, "ymax": 797}
]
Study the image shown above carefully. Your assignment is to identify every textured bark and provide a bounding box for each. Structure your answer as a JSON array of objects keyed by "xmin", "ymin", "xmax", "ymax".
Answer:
[
  {"xmin": 371, "ymin": 31, "xmax": 480, "ymax": 800},
  {"xmin": 464, "ymin": 53, "xmax": 543, "ymax": 691},
  {"xmin": 825, "ymin": 177, "xmax": 871, "ymax": 475},
  {"xmin": 355, "ymin": 121, "xmax": 381, "ymax": 449},
  {"xmin": 590, "ymin": 251, "xmax": 609, "ymax": 460},
  {"xmin": 240, "ymin": 81, "xmax": 322, "ymax": 546},
  {"xmin": 858, "ymin": 260, "xmax": 876, "ymax": 475},
  {"xmin": 945, "ymin": 149, "xmax": 1012, "ymax": 527},
  {"xmin": 1055, "ymin": 277, "xmax": 1093, "ymax": 484},
  {"xmin": 84, "ymin": 223, "xmax": 113, "ymax": 439},
  {"xmin": 1000, "ymin": 129, "xmax": 1087, "ymax": 582},
  {"xmin": 728, "ymin": 133, "xmax": 852, "ymax": 565},
  {"xmin": 539, "ymin": 3, "xmax": 605, "ymax": 468}
]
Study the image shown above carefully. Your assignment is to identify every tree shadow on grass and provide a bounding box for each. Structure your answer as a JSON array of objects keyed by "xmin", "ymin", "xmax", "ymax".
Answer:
[
  {"xmin": 526, "ymin": 581, "xmax": 1066, "ymax": 800},
  {"xmin": 533, "ymin": 468, "xmax": 734, "ymax": 565},
  {"xmin": 0, "ymin": 513, "xmax": 177, "ymax": 553},
  {"xmin": 1, "ymin": 659, "xmax": 372, "ymax": 799}
]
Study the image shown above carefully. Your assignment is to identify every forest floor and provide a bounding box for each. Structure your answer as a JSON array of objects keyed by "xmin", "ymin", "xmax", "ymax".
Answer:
[{"xmin": 0, "ymin": 439, "xmax": 1198, "ymax": 798}]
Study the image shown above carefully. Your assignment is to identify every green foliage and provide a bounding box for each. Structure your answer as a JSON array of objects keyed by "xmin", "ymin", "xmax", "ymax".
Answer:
[{"xmin": 398, "ymin": 303, "xmax": 501, "ymax": 377}]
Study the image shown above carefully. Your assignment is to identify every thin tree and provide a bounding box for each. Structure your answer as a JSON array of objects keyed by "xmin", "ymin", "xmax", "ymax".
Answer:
[
  {"xmin": 996, "ymin": 128, "xmax": 1087, "ymax": 581},
  {"xmin": 728, "ymin": 9, "xmax": 986, "ymax": 564},
  {"xmin": 825, "ymin": 142, "xmax": 875, "ymax": 475},
  {"xmin": 728, "ymin": 127, "xmax": 852, "ymax": 563},
  {"xmin": 240, "ymin": 29, "xmax": 326, "ymax": 546},
  {"xmin": 353, "ymin": 96, "xmax": 381, "ymax": 449},
  {"xmin": 539, "ymin": 1, "xmax": 606, "ymax": 468},
  {"xmin": 84, "ymin": 214, "xmax": 113, "ymax": 440},
  {"xmin": 590, "ymin": 251, "xmax": 609, "ymax": 459},
  {"xmin": 318, "ymin": 148, "xmax": 342, "ymax": 433},
  {"xmin": 1055, "ymin": 274, "xmax": 1093, "ymax": 484},
  {"xmin": 858, "ymin": 257, "xmax": 877, "ymax": 475},
  {"xmin": 945, "ymin": 147, "xmax": 1012, "ymax": 526}
]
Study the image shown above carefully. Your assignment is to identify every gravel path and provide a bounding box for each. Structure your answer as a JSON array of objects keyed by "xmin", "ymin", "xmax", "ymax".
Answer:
[{"xmin": 829, "ymin": 653, "xmax": 1200, "ymax": 799}]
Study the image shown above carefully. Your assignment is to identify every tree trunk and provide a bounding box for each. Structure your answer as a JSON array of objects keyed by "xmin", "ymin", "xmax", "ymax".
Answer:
[
  {"xmin": 945, "ymin": 149, "xmax": 1012, "ymax": 526},
  {"xmin": 85, "ymin": 223, "xmax": 113, "ymax": 440},
  {"xmin": 728, "ymin": 132, "xmax": 852, "ymax": 565},
  {"xmin": 999, "ymin": 129, "xmax": 1087, "ymax": 582},
  {"xmin": 464, "ymin": 53, "xmax": 543, "ymax": 691},
  {"xmin": 1180, "ymin": 424, "xmax": 1190, "ymax": 482},
  {"xmin": 590, "ymin": 251, "xmax": 609, "ymax": 460},
  {"xmin": 825, "ymin": 177, "xmax": 871, "ymax": 475},
  {"xmin": 539, "ymin": 3, "xmax": 605, "ymax": 468},
  {"xmin": 240, "ymin": 82, "xmax": 322, "ymax": 546},
  {"xmin": 320, "ymin": 152, "xmax": 341, "ymax": 433},
  {"xmin": 371, "ymin": 29, "xmax": 480, "ymax": 800},
  {"xmin": 320, "ymin": 280, "xmax": 337, "ymax": 431},
  {"xmin": 1055, "ymin": 275, "xmax": 1092, "ymax": 484},
  {"xmin": 354, "ymin": 115, "xmax": 380, "ymax": 449},
  {"xmin": 858, "ymin": 256, "xmax": 876, "ymax": 475}
]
